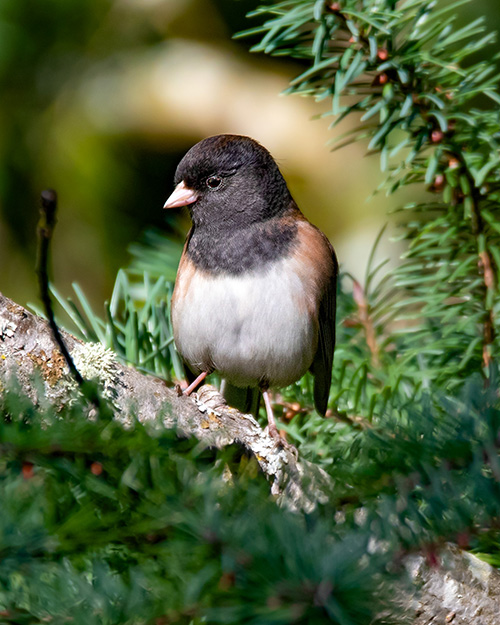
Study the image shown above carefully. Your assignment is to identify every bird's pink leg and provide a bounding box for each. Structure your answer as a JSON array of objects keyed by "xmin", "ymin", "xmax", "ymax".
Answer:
[
  {"xmin": 262, "ymin": 389, "xmax": 280, "ymax": 441},
  {"xmin": 184, "ymin": 371, "xmax": 208, "ymax": 396}
]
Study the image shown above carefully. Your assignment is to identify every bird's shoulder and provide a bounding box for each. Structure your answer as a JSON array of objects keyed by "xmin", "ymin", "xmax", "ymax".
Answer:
[{"xmin": 287, "ymin": 209, "xmax": 338, "ymax": 299}]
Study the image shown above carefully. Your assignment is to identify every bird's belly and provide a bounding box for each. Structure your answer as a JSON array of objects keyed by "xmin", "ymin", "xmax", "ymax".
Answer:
[{"xmin": 172, "ymin": 260, "xmax": 318, "ymax": 388}]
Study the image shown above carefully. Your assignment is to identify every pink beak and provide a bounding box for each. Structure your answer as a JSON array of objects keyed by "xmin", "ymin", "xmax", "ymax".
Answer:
[{"xmin": 163, "ymin": 181, "xmax": 199, "ymax": 209}]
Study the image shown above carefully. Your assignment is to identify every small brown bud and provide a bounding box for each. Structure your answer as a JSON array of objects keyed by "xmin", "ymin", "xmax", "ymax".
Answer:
[
  {"xmin": 448, "ymin": 158, "xmax": 460, "ymax": 169},
  {"xmin": 431, "ymin": 129, "xmax": 444, "ymax": 143},
  {"xmin": 342, "ymin": 318, "xmax": 359, "ymax": 328},
  {"xmin": 425, "ymin": 549, "xmax": 440, "ymax": 568},
  {"xmin": 329, "ymin": 1, "xmax": 341, "ymax": 11},
  {"xmin": 22, "ymin": 462, "xmax": 34, "ymax": 479},
  {"xmin": 378, "ymin": 73, "xmax": 388, "ymax": 85},
  {"xmin": 218, "ymin": 572, "xmax": 235, "ymax": 591},
  {"xmin": 433, "ymin": 174, "xmax": 445, "ymax": 189},
  {"xmin": 377, "ymin": 48, "xmax": 388, "ymax": 61},
  {"xmin": 90, "ymin": 461, "xmax": 103, "ymax": 476},
  {"xmin": 284, "ymin": 402, "xmax": 302, "ymax": 421}
]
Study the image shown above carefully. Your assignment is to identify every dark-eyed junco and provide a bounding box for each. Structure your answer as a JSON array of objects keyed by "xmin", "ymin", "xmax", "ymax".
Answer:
[{"xmin": 164, "ymin": 134, "xmax": 338, "ymax": 440}]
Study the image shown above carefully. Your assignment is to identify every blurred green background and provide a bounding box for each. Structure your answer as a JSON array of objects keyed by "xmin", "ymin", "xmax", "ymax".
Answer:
[{"xmin": 1, "ymin": 0, "xmax": 499, "ymax": 309}]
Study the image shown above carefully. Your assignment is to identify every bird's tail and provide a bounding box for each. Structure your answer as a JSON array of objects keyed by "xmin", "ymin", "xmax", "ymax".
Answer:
[{"xmin": 221, "ymin": 380, "xmax": 260, "ymax": 418}]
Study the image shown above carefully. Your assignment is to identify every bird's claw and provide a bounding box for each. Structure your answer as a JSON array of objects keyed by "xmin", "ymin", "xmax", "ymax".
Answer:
[{"xmin": 267, "ymin": 425, "xmax": 298, "ymax": 457}]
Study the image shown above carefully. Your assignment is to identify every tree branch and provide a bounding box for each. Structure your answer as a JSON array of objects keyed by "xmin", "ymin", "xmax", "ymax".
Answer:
[
  {"xmin": 1, "ymin": 290, "xmax": 500, "ymax": 622},
  {"xmin": 0, "ymin": 290, "xmax": 330, "ymax": 512}
]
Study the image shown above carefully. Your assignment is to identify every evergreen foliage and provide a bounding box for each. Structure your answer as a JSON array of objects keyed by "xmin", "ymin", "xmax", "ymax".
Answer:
[
  {"xmin": 3, "ymin": 0, "xmax": 500, "ymax": 621},
  {"xmin": 0, "ymin": 386, "xmax": 399, "ymax": 625},
  {"xmin": 239, "ymin": 0, "xmax": 500, "ymax": 415},
  {"xmin": 1, "ymin": 369, "xmax": 500, "ymax": 622}
]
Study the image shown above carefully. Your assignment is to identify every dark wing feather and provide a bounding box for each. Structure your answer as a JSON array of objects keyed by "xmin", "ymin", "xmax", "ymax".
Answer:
[{"xmin": 310, "ymin": 242, "xmax": 338, "ymax": 416}]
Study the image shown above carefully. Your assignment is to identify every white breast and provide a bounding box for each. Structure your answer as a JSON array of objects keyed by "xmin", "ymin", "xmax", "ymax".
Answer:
[{"xmin": 172, "ymin": 257, "xmax": 318, "ymax": 389}]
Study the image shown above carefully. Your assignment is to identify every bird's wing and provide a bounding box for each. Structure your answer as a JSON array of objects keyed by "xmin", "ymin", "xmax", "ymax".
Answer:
[{"xmin": 310, "ymin": 240, "xmax": 338, "ymax": 416}]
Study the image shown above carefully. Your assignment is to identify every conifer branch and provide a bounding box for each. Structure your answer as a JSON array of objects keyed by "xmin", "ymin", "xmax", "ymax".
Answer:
[{"xmin": 241, "ymin": 0, "xmax": 500, "ymax": 415}]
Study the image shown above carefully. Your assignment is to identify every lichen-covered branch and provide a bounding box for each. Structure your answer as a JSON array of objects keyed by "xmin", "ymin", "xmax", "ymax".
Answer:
[
  {"xmin": 407, "ymin": 544, "xmax": 500, "ymax": 625},
  {"xmin": 0, "ymin": 290, "xmax": 330, "ymax": 512},
  {"xmin": 1, "ymin": 290, "xmax": 500, "ymax": 622}
]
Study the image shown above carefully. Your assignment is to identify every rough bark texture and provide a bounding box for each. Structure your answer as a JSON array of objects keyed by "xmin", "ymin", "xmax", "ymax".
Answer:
[
  {"xmin": 1, "ymin": 291, "xmax": 500, "ymax": 623},
  {"xmin": 407, "ymin": 544, "xmax": 500, "ymax": 624},
  {"xmin": 0, "ymin": 291, "xmax": 330, "ymax": 512}
]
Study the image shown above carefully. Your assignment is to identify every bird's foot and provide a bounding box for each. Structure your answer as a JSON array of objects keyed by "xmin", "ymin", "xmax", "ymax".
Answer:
[
  {"xmin": 183, "ymin": 371, "xmax": 208, "ymax": 396},
  {"xmin": 267, "ymin": 424, "xmax": 298, "ymax": 457}
]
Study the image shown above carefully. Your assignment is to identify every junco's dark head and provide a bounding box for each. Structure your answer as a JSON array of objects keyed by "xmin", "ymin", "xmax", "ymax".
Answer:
[{"xmin": 164, "ymin": 134, "xmax": 292, "ymax": 229}]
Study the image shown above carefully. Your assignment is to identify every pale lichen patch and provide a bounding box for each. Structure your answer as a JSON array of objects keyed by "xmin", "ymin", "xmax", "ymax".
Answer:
[
  {"xmin": 0, "ymin": 319, "xmax": 17, "ymax": 340},
  {"xmin": 72, "ymin": 343, "xmax": 121, "ymax": 398}
]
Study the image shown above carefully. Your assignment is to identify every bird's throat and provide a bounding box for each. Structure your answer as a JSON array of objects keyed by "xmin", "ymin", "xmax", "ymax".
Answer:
[{"xmin": 186, "ymin": 217, "xmax": 299, "ymax": 276}]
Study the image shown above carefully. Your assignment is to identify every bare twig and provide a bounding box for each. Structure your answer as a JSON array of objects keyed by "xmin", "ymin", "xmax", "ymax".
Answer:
[
  {"xmin": 352, "ymin": 279, "xmax": 381, "ymax": 367},
  {"xmin": 35, "ymin": 189, "xmax": 100, "ymax": 406},
  {"xmin": 478, "ymin": 249, "xmax": 496, "ymax": 369}
]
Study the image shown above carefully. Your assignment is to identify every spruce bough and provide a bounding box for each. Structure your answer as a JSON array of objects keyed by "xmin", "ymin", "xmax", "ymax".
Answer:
[{"xmin": 1, "ymin": 0, "xmax": 500, "ymax": 622}]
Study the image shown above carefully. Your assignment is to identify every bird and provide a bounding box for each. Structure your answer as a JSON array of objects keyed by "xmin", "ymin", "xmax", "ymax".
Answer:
[{"xmin": 163, "ymin": 134, "xmax": 338, "ymax": 441}]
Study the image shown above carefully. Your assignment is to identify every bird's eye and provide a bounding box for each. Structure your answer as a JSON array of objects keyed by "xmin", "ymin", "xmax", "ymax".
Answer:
[{"xmin": 206, "ymin": 175, "xmax": 222, "ymax": 189}]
